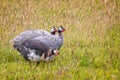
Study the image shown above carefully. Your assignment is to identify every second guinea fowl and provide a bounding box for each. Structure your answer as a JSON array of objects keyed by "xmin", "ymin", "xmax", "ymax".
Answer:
[
  {"xmin": 16, "ymin": 39, "xmax": 59, "ymax": 62},
  {"xmin": 33, "ymin": 26, "xmax": 66, "ymax": 50}
]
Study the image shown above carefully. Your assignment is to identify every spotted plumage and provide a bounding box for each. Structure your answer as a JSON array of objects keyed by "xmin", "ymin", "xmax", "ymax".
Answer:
[
  {"xmin": 9, "ymin": 27, "xmax": 57, "ymax": 49},
  {"xmin": 16, "ymin": 39, "xmax": 59, "ymax": 62}
]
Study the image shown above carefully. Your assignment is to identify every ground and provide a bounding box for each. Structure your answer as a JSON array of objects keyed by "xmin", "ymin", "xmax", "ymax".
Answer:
[{"xmin": 0, "ymin": 0, "xmax": 120, "ymax": 80}]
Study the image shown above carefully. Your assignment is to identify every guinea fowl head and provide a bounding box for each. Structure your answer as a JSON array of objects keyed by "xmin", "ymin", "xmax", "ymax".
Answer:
[
  {"xmin": 50, "ymin": 26, "xmax": 57, "ymax": 35},
  {"xmin": 52, "ymin": 50, "xmax": 59, "ymax": 56},
  {"xmin": 58, "ymin": 26, "xmax": 66, "ymax": 33}
]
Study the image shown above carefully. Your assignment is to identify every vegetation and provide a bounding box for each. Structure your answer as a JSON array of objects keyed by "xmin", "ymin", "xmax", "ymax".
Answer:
[{"xmin": 0, "ymin": 0, "xmax": 120, "ymax": 80}]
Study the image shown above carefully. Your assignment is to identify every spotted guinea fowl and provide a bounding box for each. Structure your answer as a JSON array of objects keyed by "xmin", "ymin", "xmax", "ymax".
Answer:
[
  {"xmin": 10, "ymin": 26, "xmax": 57, "ymax": 49},
  {"xmin": 16, "ymin": 39, "xmax": 59, "ymax": 62},
  {"xmin": 33, "ymin": 26, "xmax": 65, "ymax": 50}
]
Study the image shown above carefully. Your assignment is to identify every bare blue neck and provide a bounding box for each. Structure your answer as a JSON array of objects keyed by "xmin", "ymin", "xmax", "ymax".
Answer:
[{"xmin": 58, "ymin": 32, "xmax": 63, "ymax": 40}]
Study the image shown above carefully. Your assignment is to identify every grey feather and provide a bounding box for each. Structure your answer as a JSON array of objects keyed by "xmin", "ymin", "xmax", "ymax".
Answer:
[
  {"xmin": 17, "ymin": 39, "xmax": 57, "ymax": 62},
  {"xmin": 10, "ymin": 29, "xmax": 53, "ymax": 46},
  {"xmin": 32, "ymin": 30, "xmax": 64, "ymax": 50}
]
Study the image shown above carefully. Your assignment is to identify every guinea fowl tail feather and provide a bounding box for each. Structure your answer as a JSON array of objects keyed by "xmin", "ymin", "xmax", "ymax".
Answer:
[{"xmin": 9, "ymin": 39, "xmax": 14, "ymax": 43}]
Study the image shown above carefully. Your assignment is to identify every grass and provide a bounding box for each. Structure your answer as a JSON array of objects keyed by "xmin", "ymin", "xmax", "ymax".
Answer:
[{"xmin": 0, "ymin": 0, "xmax": 120, "ymax": 80}]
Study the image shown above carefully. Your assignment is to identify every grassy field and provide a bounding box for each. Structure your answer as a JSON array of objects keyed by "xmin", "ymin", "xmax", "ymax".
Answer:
[{"xmin": 0, "ymin": 0, "xmax": 120, "ymax": 80}]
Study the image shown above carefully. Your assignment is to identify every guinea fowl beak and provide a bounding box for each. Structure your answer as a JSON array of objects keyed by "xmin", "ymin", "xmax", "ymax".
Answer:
[
  {"xmin": 62, "ymin": 29, "xmax": 66, "ymax": 32},
  {"xmin": 55, "ymin": 50, "xmax": 59, "ymax": 56}
]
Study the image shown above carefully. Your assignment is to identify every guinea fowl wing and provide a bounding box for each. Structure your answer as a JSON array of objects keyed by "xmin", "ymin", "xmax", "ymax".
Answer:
[
  {"xmin": 22, "ymin": 39, "xmax": 50, "ymax": 54},
  {"xmin": 33, "ymin": 35, "xmax": 63, "ymax": 50}
]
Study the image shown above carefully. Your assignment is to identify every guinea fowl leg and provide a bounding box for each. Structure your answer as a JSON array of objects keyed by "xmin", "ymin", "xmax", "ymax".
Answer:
[
  {"xmin": 35, "ymin": 62, "xmax": 40, "ymax": 68},
  {"xmin": 28, "ymin": 61, "xmax": 32, "ymax": 67}
]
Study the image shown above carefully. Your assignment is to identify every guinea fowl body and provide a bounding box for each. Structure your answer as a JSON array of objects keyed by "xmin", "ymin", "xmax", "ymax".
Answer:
[
  {"xmin": 33, "ymin": 34, "xmax": 63, "ymax": 50},
  {"xmin": 10, "ymin": 27, "xmax": 57, "ymax": 50},
  {"xmin": 16, "ymin": 39, "xmax": 59, "ymax": 62}
]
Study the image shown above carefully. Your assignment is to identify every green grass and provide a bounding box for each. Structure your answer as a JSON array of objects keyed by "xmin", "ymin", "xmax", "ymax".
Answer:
[{"xmin": 0, "ymin": 0, "xmax": 120, "ymax": 80}]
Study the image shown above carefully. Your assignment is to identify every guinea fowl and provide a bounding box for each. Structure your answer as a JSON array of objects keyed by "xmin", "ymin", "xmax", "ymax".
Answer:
[
  {"xmin": 10, "ymin": 27, "xmax": 57, "ymax": 49},
  {"xmin": 33, "ymin": 26, "xmax": 65, "ymax": 50},
  {"xmin": 16, "ymin": 39, "xmax": 59, "ymax": 62}
]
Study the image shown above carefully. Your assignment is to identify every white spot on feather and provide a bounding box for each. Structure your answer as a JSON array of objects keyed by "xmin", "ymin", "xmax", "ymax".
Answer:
[{"xmin": 27, "ymin": 49, "xmax": 41, "ymax": 62}]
